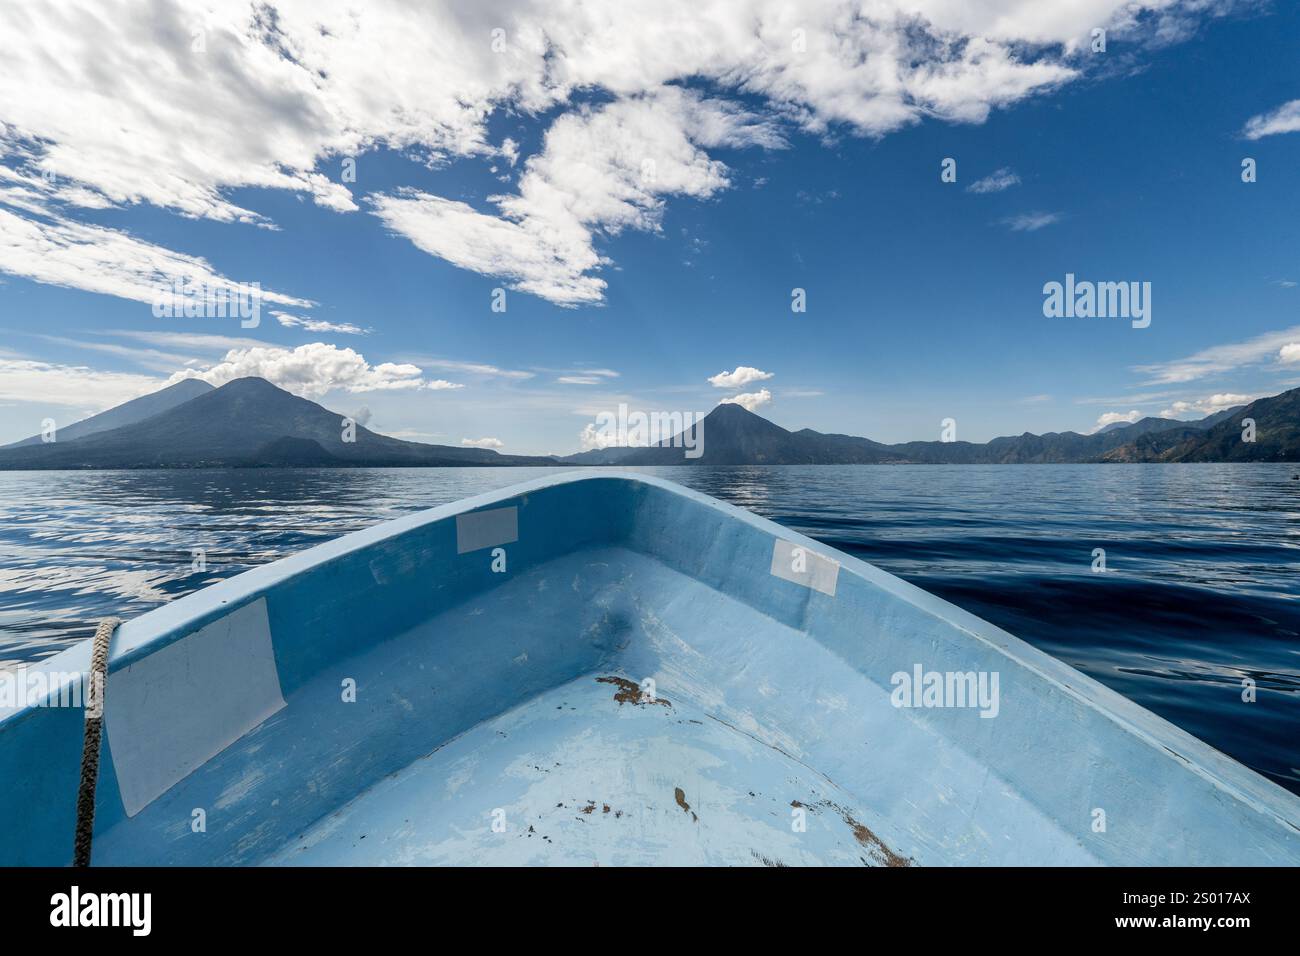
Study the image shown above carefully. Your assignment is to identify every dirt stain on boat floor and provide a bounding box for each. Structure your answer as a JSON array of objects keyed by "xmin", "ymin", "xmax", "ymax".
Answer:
[
  {"xmin": 597, "ymin": 675, "xmax": 672, "ymax": 707},
  {"xmin": 591, "ymin": 677, "xmax": 905, "ymax": 863},
  {"xmin": 674, "ymin": 786, "xmax": 698, "ymax": 822},
  {"xmin": 793, "ymin": 799, "xmax": 913, "ymax": 867}
]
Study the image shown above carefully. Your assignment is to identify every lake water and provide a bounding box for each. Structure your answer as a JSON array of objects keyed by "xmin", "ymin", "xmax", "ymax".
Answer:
[{"xmin": 1, "ymin": 464, "xmax": 1297, "ymax": 795}]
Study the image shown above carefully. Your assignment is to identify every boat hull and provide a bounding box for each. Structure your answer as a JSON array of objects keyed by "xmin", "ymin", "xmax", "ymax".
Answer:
[{"xmin": 2, "ymin": 472, "xmax": 1298, "ymax": 866}]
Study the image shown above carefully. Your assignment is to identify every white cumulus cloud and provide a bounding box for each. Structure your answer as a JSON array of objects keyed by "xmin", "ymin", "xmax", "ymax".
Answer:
[
  {"xmin": 579, "ymin": 422, "xmax": 619, "ymax": 451},
  {"xmin": 720, "ymin": 388, "xmax": 772, "ymax": 412},
  {"xmin": 0, "ymin": 0, "xmax": 1215, "ymax": 307},
  {"xmin": 461, "ymin": 437, "xmax": 504, "ymax": 448},
  {"xmin": 1092, "ymin": 410, "xmax": 1142, "ymax": 432},
  {"xmin": 166, "ymin": 342, "xmax": 462, "ymax": 398},
  {"xmin": 708, "ymin": 366, "xmax": 774, "ymax": 389},
  {"xmin": 1159, "ymin": 393, "xmax": 1255, "ymax": 419},
  {"xmin": 369, "ymin": 89, "xmax": 780, "ymax": 306}
]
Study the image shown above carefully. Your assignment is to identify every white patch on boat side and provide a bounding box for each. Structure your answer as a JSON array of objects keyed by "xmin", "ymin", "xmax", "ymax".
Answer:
[
  {"xmin": 106, "ymin": 598, "xmax": 286, "ymax": 817},
  {"xmin": 770, "ymin": 539, "xmax": 839, "ymax": 597},
  {"xmin": 456, "ymin": 505, "xmax": 518, "ymax": 554},
  {"xmin": 443, "ymin": 755, "xmax": 479, "ymax": 797},
  {"xmin": 816, "ymin": 693, "xmax": 849, "ymax": 712},
  {"xmin": 214, "ymin": 765, "xmax": 268, "ymax": 811}
]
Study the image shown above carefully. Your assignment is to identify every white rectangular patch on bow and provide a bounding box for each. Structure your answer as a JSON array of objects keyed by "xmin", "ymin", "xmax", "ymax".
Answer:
[
  {"xmin": 106, "ymin": 598, "xmax": 285, "ymax": 817},
  {"xmin": 456, "ymin": 505, "xmax": 518, "ymax": 554},
  {"xmin": 770, "ymin": 539, "xmax": 839, "ymax": 597}
]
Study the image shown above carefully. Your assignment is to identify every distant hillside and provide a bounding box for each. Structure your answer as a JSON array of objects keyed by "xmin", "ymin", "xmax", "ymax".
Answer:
[
  {"xmin": 1108, "ymin": 390, "xmax": 1299, "ymax": 463},
  {"xmin": 561, "ymin": 446, "xmax": 647, "ymax": 465},
  {"xmin": 1096, "ymin": 419, "xmax": 1136, "ymax": 434},
  {"xmin": 1100, "ymin": 414, "xmax": 1218, "ymax": 438},
  {"xmin": 1, "ymin": 378, "xmax": 214, "ymax": 448},
  {"xmin": 1096, "ymin": 407, "xmax": 1242, "ymax": 438},
  {"xmin": 1, "ymin": 375, "xmax": 1289, "ymax": 470},
  {"xmin": 613, "ymin": 403, "xmax": 893, "ymax": 465},
  {"xmin": 559, "ymin": 394, "xmax": 1287, "ymax": 465},
  {"xmin": 0, "ymin": 377, "xmax": 556, "ymax": 469}
]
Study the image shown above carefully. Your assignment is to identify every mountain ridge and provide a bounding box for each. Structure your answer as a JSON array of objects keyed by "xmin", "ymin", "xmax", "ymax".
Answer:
[
  {"xmin": 0, "ymin": 377, "xmax": 1290, "ymax": 469},
  {"xmin": 560, "ymin": 395, "xmax": 1281, "ymax": 465},
  {"xmin": 0, "ymin": 377, "xmax": 557, "ymax": 469},
  {"xmin": 1, "ymin": 378, "xmax": 214, "ymax": 448}
]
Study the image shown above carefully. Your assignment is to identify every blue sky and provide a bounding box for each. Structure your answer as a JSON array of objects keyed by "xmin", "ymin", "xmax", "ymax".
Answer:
[{"xmin": 2, "ymin": 0, "xmax": 1299, "ymax": 454}]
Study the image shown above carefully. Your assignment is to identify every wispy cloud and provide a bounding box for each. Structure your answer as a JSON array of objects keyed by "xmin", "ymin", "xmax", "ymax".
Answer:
[
  {"xmin": 1000, "ymin": 211, "xmax": 1061, "ymax": 232},
  {"xmin": 1132, "ymin": 325, "xmax": 1300, "ymax": 384},
  {"xmin": 0, "ymin": 203, "xmax": 310, "ymax": 312},
  {"xmin": 14, "ymin": 329, "xmax": 274, "ymax": 375},
  {"xmin": 0, "ymin": 358, "xmax": 161, "ymax": 411},
  {"xmin": 967, "ymin": 168, "xmax": 1020, "ymax": 194},
  {"xmin": 415, "ymin": 359, "xmax": 534, "ymax": 380},
  {"xmin": 1242, "ymin": 99, "xmax": 1300, "ymax": 140},
  {"xmin": 101, "ymin": 330, "xmax": 269, "ymax": 353},
  {"xmin": 385, "ymin": 428, "xmax": 445, "ymax": 441},
  {"xmin": 31, "ymin": 334, "xmax": 194, "ymax": 373},
  {"xmin": 552, "ymin": 368, "xmax": 619, "ymax": 385},
  {"xmin": 1075, "ymin": 390, "xmax": 1179, "ymax": 406},
  {"xmin": 272, "ymin": 311, "xmax": 368, "ymax": 335}
]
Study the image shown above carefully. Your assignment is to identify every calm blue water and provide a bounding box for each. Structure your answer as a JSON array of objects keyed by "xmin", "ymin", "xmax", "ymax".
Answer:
[{"xmin": 1, "ymin": 465, "xmax": 1297, "ymax": 794}]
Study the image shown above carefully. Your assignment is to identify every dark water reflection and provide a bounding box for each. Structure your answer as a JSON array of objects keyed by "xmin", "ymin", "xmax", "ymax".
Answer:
[{"xmin": 1, "ymin": 464, "xmax": 1297, "ymax": 794}]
